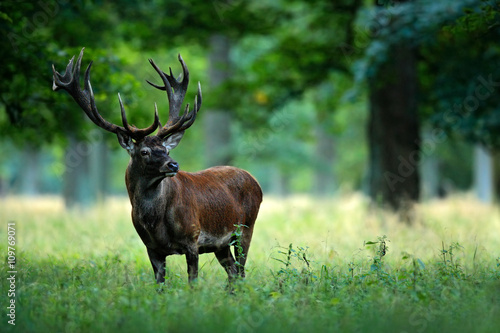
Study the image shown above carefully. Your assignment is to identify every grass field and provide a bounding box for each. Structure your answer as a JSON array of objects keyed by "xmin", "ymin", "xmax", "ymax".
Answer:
[{"xmin": 1, "ymin": 194, "xmax": 499, "ymax": 332}]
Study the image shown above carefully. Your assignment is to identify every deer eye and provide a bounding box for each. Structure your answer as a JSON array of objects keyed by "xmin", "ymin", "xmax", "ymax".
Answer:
[{"xmin": 140, "ymin": 148, "xmax": 150, "ymax": 156}]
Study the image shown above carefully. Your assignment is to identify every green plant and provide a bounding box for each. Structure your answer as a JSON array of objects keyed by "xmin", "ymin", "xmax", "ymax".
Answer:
[
  {"xmin": 402, "ymin": 252, "xmax": 426, "ymax": 290},
  {"xmin": 439, "ymin": 241, "xmax": 465, "ymax": 278},
  {"xmin": 347, "ymin": 261, "xmax": 356, "ymax": 281},
  {"xmin": 272, "ymin": 243, "xmax": 315, "ymax": 289},
  {"xmin": 230, "ymin": 223, "xmax": 248, "ymax": 270},
  {"xmin": 364, "ymin": 235, "xmax": 390, "ymax": 278}
]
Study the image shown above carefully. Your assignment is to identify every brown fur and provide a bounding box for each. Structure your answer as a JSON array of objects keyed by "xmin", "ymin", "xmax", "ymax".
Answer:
[{"xmin": 126, "ymin": 156, "xmax": 262, "ymax": 283}]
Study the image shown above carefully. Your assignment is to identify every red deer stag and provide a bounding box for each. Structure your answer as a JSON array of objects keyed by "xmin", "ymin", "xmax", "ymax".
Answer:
[{"xmin": 52, "ymin": 48, "xmax": 262, "ymax": 284}]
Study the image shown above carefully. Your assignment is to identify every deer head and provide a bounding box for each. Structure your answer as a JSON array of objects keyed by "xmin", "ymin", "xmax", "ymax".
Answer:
[{"xmin": 52, "ymin": 48, "xmax": 202, "ymax": 181}]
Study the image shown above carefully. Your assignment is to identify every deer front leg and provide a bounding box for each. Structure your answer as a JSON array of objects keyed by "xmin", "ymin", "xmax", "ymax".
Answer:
[
  {"xmin": 147, "ymin": 248, "xmax": 166, "ymax": 283},
  {"xmin": 215, "ymin": 246, "xmax": 237, "ymax": 282},
  {"xmin": 185, "ymin": 248, "xmax": 199, "ymax": 284}
]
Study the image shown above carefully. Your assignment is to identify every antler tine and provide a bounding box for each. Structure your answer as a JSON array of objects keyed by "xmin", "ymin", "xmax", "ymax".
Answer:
[
  {"xmin": 52, "ymin": 48, "xmax": 159, "ymax": 141},
  {"xmin": 147, "ymin": 54, "xmax": 201, "ymax": 139},
  {"xmin": 147, "ymin": 59, "xmax": 186, "ymax": 123},
  {"xmin": 118, "ymin": 93, "xmax": 160, "ymax": 136},
  {"xmin": 53, "ymin": 49, "xmax": 117, "ymax": 131},
  {"xmin": 176, "ymin": 82, "xmax": 202, "ymax": 132}
]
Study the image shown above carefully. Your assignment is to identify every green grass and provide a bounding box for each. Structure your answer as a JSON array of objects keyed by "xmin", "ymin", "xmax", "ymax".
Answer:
[{"xmin": 1, "ymin": 194, "xmax": 500, "ymax": 332}]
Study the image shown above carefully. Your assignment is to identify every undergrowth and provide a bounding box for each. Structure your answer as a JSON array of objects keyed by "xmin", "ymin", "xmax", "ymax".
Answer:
[{"xmin": 1, "ymin": 195, "xmax": 499, "ymax": 332}]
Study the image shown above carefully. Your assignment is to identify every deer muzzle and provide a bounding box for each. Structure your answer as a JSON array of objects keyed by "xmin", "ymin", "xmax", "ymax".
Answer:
[{"xmin": 160, "ymin": 161, "xmax": 179, "ymax": 177}]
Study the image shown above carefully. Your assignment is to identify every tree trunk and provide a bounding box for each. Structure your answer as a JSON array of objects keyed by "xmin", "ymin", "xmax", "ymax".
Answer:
[
  {"xmin": 314, "ymin": 125, "xmax": 336, "ymax": 196},
  {"xmin": 269, "ymin": 167, "xmax": 289, "ymax": 197},
  {"xmin": 19, "ymin": 145, "xmax": 41, "ymax": 196},
  {"xmin": 367, "ymin": 43, "xmax": 420, "ymax": 211},
  {"xmin": 421, "ymin": 154, "xmax": 440, "ymax": 199},
  {"xmin": 89, "ymin": 139, "xmax": 109, "ymax": 201},
  {"xmin": 204, "ymin": 34, "xmax": 233, "ymax": 167},
  {"xmin": 474, "ymin": 144, "xmax": 494, "ymax": 203},
  {"xmin": 420, "ymin": 129, "xmax": 440, "ymax": 199},
  {"xmin": 0, "ymin": 177, "xmax": 5, "ymax": 197},
  {"xmin": 63, "ymin": 134, "xmax": 92, "ymax": 208}
]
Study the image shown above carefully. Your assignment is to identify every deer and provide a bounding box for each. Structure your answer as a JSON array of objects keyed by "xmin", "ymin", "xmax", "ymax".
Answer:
[{"xmin": 52, "ymin": 48, "xmax": 262, "ymax": 285}]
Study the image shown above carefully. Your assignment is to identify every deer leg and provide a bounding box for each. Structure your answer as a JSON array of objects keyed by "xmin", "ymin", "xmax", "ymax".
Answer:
[
  {"xmin": 234, "ymin": 226, "xmax": 255, "ymax": 278},
  {"xmin": 215, "ymin": 246, "xmax": 237, "ymax": 282},
  {"xmin": 147, "ymin": 248, "xmax": 166, "ymax": 283},
  {"xmin": 185, "ymin": 248, "xmax": 199, "ymax": 284}
]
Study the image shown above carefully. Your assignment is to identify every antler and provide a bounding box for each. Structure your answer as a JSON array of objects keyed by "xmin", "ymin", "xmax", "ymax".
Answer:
[
  {"xmin": 52, "ymin": 48, "xmax": 160, "ymax": 141},
  {"xmin": 146, "ymin": 54, "xmax": 202, "ymax": 139}
]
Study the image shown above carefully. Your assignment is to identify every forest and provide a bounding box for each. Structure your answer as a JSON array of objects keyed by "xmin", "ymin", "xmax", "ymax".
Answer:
[
  {"xmin": 0, "ymin": 0, "xmax": 498, "ymax": 208},
  {"xmin": 1, "ymin": 1, "xmax": 500, "ymax": 332}
]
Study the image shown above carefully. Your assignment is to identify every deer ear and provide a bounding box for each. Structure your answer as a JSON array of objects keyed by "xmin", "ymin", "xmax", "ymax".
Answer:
[
  {"xmin": 162, "ymin": 131, "xmax": 184, "ymax": 151},
  {"xmin": 117, "ymin": 131, "xmax": 134, "ymax": 154}
]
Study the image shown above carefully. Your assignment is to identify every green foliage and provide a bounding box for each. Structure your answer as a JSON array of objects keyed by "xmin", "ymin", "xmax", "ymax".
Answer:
[
  {"xmin": 2, "ymin": 0, "xmax": 498, "ymax": 198},
  {"xmin": 230, "ymin": 0, "xmax": 361, "ymax": 121},
  {"xmin": 354, "ymin": 0, "xmax": 500, "ymax": 148},
  {"xmin": 272, "ymin": 243, "xmax": 315, "ymax": 289},
  {"xmin": 5, "ymin": 251, "xmax": 498, "ymax": 333},
  {"xmin": 423, "ymin": 0, "xmax": 500, "ymax": 148},
  {"xmin": 230, "ymin": 223, "xmax": 248, "ymax": 269},
  {"xmin": 438, "ymin": 241, "xmax": 466, "ymax": 279},
  {"xmin": 364, "ymin": 235, "xmax": 389, "ymax": 275}
]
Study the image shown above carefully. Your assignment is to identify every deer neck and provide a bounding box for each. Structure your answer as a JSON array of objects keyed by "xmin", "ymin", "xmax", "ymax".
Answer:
[{"xmin": 125, "ymin": 165, "xmax": 176, "ymax": 211}]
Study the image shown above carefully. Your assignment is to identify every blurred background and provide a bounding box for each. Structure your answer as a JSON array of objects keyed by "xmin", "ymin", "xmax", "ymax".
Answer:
[{"xmin": 0, "ymin": 0, "xmax": 499, "ymax": 210}]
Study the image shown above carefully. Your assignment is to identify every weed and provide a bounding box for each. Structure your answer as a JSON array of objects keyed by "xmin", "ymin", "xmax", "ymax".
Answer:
[
  {"xmin": 272, "ymin": 243, "xmax": 316, "ymax": 290},
  {"xmin": 438, "ymin": 241, "xmax": 465, "ymax": 279},
  {"xmin": 401, "ymin": 251, "xmax": 426, "ymax": 291},
  {"xmin": 230, "ymin": 223, "xmax": 248, "ymax": 270},
  {"xmin": 364, "ymin": 235, "xmax": 390, "ymax": 281},
  {"xmin": 347, "ymin": 261, "xmax": 356, "ymax": 281},
  {"xmin": 2, "ymin": 196, "xmax": 500, "ymax": 332}
]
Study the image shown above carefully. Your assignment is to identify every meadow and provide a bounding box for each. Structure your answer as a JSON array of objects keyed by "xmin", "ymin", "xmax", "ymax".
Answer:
[{"xmin": 1, "ymin": 194, "xmax": 499, "ymax": 333}]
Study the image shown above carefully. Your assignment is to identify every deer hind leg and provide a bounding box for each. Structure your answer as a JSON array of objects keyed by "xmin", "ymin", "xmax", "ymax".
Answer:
[
  {"xmin": 234, "ymin": 225, "xmax": 255, "ymax": 278},
  {"xmin": 185, "ymin": 247, "xmax": 199, "ymax": 284},
  {"xmin": 147, "ymin": 248, "xmax": 166, "ymax": 284},
  {"xmin": 215, "ymin": 246, "xmax": 237, "ymax": 282}
]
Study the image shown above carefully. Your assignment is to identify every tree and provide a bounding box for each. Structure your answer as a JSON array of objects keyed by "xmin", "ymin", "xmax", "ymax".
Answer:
[
  {"xmin": 112, "ymin": 1, "xmax": 276, "ymax": 168},
  {"xmin": 425, "ymin": 0, "xmax": 500, "ymax": 142},
  {"xmin": 204, "ymin": 34, "xmax": 233, "ymax": 167},
  {"xmin": 474, "ymin": 144, "xmax": 494, "ymax": 203},
  {"xmin": 421, "ymin": 0, "xmax": 500, "ymax": 200},
  {"xmin": 357, "ymin": 0, "xmax": 488, "ymax": 211},
  {"xmin": 0, "ymin": 2, "xmax": 151, "ymax": 206},
  {"xmin": 227, "ymin": 0, "xmax": 362, "ymax": 193},
  {"xmin": 366, "ymin": 1, "xmax": 420, "ymax": 210}
]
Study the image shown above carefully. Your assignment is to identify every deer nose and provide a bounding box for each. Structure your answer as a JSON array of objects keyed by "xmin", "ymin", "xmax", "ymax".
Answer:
[{"xmin": 167, "ymin": 162, "xmax": 179, "ymax": 172}]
